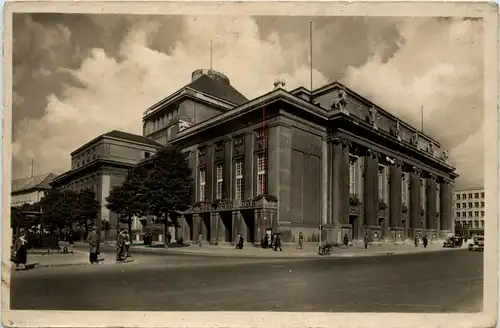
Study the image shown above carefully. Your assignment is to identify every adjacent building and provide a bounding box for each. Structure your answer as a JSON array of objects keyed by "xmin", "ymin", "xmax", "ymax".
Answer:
[
  {"xmin": 11, "ymin": 173, "xmax": 57, "ymax": 207},
  {"xmin": 49, "ymin": 130, "xmax": 163, "ymax": 239},
  {"xmin": 453, "ymin": 187, "xmax": 485, "ymax": 236},
  {"xmin": 142, "ymin": 68, "xmax": 459, "ymax": 245}
]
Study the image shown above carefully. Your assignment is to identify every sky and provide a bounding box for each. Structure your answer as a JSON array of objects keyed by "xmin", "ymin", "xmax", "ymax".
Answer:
[{"xmin": 11, "ymin": 14, "xmax": 484, "ymax": 188}]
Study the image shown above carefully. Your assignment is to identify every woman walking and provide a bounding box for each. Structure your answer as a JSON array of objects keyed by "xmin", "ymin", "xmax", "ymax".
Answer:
[{"xmin": 12, "ymin": 229, "xmax": 28, "ymax": 270}]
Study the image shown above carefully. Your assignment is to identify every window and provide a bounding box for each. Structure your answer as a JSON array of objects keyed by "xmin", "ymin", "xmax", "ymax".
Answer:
[
  {"xmin": 456, "ymin": 194, "xmax": 461, "ymax": 200},
  {"xmin": 235, "ymin": 159, "xmax": 244, "ymax": 200},
  {"xmin": 92, "ymin": 148, "xmax": 96, "ymax": 159},
  {"xmin": 216, "ymin": 164, "xmax": 223, "ymax": 200},
  {"xmin": 462, "ymin": 193, "xmax": 467, "ymax": 199},
  {"xmin": 481, "ymin": 192, "xmax": 485, "ymax": 198},
  {"xmin": 474, "ymin": 202, "xmax": 479, "ymax": 208},
  {"xmin": 468, "ymin": 193, "xmax": 473, "ymax": 199},
  {"xmin": 481, "ymin": 201, "xmax": 485, "ymax": 207},
  {"xmin": 481, "ymin": 211, "xmax": 485, "ymax": 217},
  {"xmin": 457, "ymin": 212, "xmax": 461, "ymax": 218},
  {"xmin": 462, "ymin": 211, "xmax": 466, "ymax": 217},
  {"xmin": 456, "ymin": 203, "xmax": 461, "ymax": 209},
  {"xmin": 468, "ymin": 202, "xmax": 473, "ymax": 208},
  {"xmin": 481, "ymin": 220, "xmax": 484, "ymax": 228},
  {"xmin": 256, "ymin": 153, "xmax": 266, "ymax": 195},
  {"xmin": 349, "ymin": 157, "xmax": 357, "ymax": 195},
  {"xmin": 474, "ymin": 211, "xmax": 479, "ymax": 217},
  {"xmin": 378, "ymin": 165, "xmax": 385, "ymax": 199},
  {"xmin": 199, "ymin": 168, "xmax": 206, "ymax": 202},
  {"xmin": 474, "ymin": 192, "xmax": 479, "ymax": 198},
  {"xmin": 198, "ymin": 147, "xmax": 207, "ymax": 156},
  {"xmin": 474, "ymin": 220, "xmax": 479, "ymax": 228},
  {"xmin": 144, "ymin": 152, "xmax": 151, "ymax": 159},
  {"xmin": 468, "ymin": 211, "xmax": 473, "ymax": 218}
]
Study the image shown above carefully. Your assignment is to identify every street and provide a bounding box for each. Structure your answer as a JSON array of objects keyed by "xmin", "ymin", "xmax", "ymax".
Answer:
[{"xmin": 10, "ymin": 249, "xmax": 482, "ymax": 312}]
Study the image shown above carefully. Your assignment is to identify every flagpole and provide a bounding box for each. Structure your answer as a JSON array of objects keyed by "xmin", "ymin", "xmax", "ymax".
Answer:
[
  {"xmin": 309, "ymin": 21, "xmax": 313, "ymax": 95},
  {"xmin": 421, "ymin": 105, "xmax": 424, "ymax": 133},
  {"xmin": 210, "ymin": 40, "xmax": 213, "ymax": 70}
]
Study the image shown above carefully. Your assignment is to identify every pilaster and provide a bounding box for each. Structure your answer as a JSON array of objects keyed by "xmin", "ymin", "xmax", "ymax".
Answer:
[
  {"xmin": 387, "ymin": 160, "xmax": 403, "ymax": 242},
  {"xmin": 232, "ymin": 211, "xmax": 248, "ymax": 243},
  {"xmin": 192, "ymin": 213, "xmax": 202, "ymax": 241},
  {"xmin": 409, "ymin": 167, "xmax": 422, "ymax": 238},
  {"xmin": 425, "ymin": 174, "xmax": 437, "ymax": 230},
  {"xmin": 332, "ymin": 138, "xmax": 350, "ymax": 227},
  {"xmin": 439, "ymin": 179, "xmax": 453, "ymax": 232},
  {"xmin": 210, "ymin": 212, "xmax": 220, "ymax": 244}
]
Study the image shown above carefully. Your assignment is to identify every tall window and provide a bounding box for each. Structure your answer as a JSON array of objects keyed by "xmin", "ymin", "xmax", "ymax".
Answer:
[
  {"xmin": 378, "ymin": 165, "xmax": 385, "ymax": 199},
  {"xmin": 349, "ymin": 157, "xmax": 357, "ymax": 194},
  {"xmin": 235, "ymin": 159, "xmax": 244, "ymax": 200},
  {"xmin": 199, "ymin": 168, "xmax": 206, "ymax": 202},
  {"xmin": 216, "ymin": 164, "xmax": 223, "ymax": 200},
  {"xmin": 257, "ymin": 153, "xmax": 267, "ymax": 195}
]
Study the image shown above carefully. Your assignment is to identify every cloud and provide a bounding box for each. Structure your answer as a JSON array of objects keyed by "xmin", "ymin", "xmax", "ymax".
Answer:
[
  {"xmin": 342, "ymin": 18, "xmax": 484, "ymax": 188},
  {"xmin": 11, "ymin": 16, "xmax": 484, "ymax": 189},
  {"xmin": 11, "ymin": 16, "xmax": 328, "ymax": 179}
]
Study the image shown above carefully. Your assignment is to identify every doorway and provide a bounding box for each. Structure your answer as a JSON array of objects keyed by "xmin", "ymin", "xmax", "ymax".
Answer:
[
  {"xmin": 220, "ymin": 211, "xmax": 233, "ymax": 242},
  {"xmin": 241, "ymin": 210, "xmax": 255, "ymax": 243},
  {"xmin": 349, "ymin": 215, "xmax": 359, "ymax": 240},
  {"xmin": 202, "ymin": 213, "xmax": 211, "ymax": 242}
]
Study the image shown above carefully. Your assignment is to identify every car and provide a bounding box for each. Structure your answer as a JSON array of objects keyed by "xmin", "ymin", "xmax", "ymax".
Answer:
[
  {"xmin": 443, "ymin": 236, "xmax": 461, "ymax": 248},
  {"xmin": 468, "ymin": 236, "xmax": 484, "ymax": 251}
]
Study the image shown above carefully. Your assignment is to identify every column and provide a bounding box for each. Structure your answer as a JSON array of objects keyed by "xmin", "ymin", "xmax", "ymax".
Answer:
[
  {"xmin": 254, "ymin": 209, "xmax": 272, "ymax": 245},
  {"xmin": 332, "ymin": 138, "xmax": 350, "ymax": 226},
  {"xmin": 175, "ymin": 214, "xmax": 185, "ymax": 242},
  {"xmin": 439, "ymin": 180, "xmax": 453, "ymax": 231},
  {"xmin": 232, "ymin": 211, "xmax": 247, "ymax": 243},
  {"xmin": 210, "ymin": 212, "xmax": 219, "ymax": 244},
  {"xmin": 409, "ymin": 168, "xmax": 422, "ymax": 232},
  {"xmin": 192, "ymin": 213, "xmax": 201, "ymax": 240},
  {"xmin": 389, "ymin": 161, "xmax": 403, "ymax": 228},
  {"xmin": 363, "ymin": 150, "xmax": 377, "ymax": 226},
  {"xmin": 425, "ymin": 174, "xmax": 437, "ymax": 230}
]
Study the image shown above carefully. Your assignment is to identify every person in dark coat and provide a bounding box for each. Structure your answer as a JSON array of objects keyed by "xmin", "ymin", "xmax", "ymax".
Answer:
[
  {"xmin": 271, "ymin": 233, "xmax": 276, "ymax": 250},
  {"xmin": 363, "ymin": 233, "xmax": 369, "ymax": 249},
  {"xmin": 422, "ymin": 235, "xmax": 428, "ymax": 248},
  {"xmin": 343, "ymin": 234, "xmax": 349, "ymax": 248},
  {"xmin": 12, "ymin": 229, "xmax": 28, "ymax": 269},
  {"xmin": 237, "ymin": 233, "xmax": 244, "ymax": 250},
  {"xmin": 274, "ymin": 233, "xmax": 283, "ymax": 252},
  {"xmin": 86, "ymin": 226, "xmax": 100, "ymax": 264},
  {"xmin": 414, "ymin": 235, "xmax": 419, "ymax": 247}
]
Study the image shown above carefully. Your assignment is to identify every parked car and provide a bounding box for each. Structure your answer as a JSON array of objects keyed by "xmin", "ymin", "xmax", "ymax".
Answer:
[
  {"xmin": 468, "ymin": 236, "xmax": 484, "ymax": 251},
  {"xmin": 443, "ymin": 236, "xmax": 461, "ymax": 248}
]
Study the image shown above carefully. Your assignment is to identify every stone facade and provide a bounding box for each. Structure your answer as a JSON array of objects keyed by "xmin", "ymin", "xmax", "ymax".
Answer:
[{"xmin": 163, "ymin": 79, "xmax": 458, "ymax": 245}]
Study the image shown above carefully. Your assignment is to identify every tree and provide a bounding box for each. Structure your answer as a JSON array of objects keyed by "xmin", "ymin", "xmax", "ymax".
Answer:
[
  {"xmin": 143, "ymin": 146, "xmax": 193, "ymax": 245},
  {"xmin": 39, "ymin": 189, "xmax": 77, "ymax": 233},
  {"xmin": 74, "ymin": 188, "xmax": 100, "ymax": 239},
  {"xmin": 106, "ymin": 166, "xmax": 149, "ymax": 241}
]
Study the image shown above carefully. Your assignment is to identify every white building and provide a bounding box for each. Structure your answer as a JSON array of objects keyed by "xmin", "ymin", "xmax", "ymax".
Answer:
[
  {"xmin": 11, "ymin": 173, "xmax": 57, "ymax": 207},
  {"xmin": 453, "ymin": 187, "xmax": 485, "ymax": 236}
]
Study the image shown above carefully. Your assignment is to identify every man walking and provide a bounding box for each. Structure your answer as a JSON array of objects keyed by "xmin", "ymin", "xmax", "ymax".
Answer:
[
  {"xmin": 116, "ymin": 229, "xmax": 125, "ymax": 261},
  {"xmin": 87, "ymin": 226, "xmax": 100, "ymax": 264},
  {"xmin": 363, "ymin": 233, "xmax": 369, "ymax": 249},
  {"xmin": 422, "ymin": 235, "xmax": 428, "ymax": 248},
  {"xmin": 343, "ymin": 234, "xmax": 349, "ymax": 248},
  {"xmin": 274, "ymin": 232, "xmax": 283, "ymax": 252}
]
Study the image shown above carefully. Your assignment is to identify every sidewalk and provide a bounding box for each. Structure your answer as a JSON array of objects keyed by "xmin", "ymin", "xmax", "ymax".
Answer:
[
  {"xmin": 76, "ymin": 240, "xmax": 464, "ymax": 259},
  {"xmin": 18, "ymin": 250, "xmax": 115, "ymax": 269}
]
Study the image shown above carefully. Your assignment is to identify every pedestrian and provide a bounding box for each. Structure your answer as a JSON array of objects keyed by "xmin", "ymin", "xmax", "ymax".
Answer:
[
  {"xmin": 123, "ymin": 231, "xmax": 131, "ymax": 257},
  {"xmin": 116, "ymin": 229, "xmax": 125, "ymax": 261},
  {"xmin": 197, "ymin": 232, "xmax": 203, "ymax": 247},
  {"xmin": 237, "ymin": 233, "xmax": 244, "ymax": 250},
  {"xmin": 298, "ymin": 232, "xmax": 304, "ymax": 249},
  {"xmin": 343, "ymin": 234, "xmax": 349, "ymax": 248},
  {"xmin": 87, "ymin": 226, "xmax": 100, "ymax": 264},
  {"xmin": 166, "ymin": 232, "xmax": 172, "ymax": 245},
  {"xmin": 363, "ymin": 233, "xmax": 369, "ymax": 249},
  {"xmin": 414, "ymin": 235, "xmax": 419, "ymax": 247},
  {"xmin": 274, "ymin": 232, "xmax": 283, "ymax": 252},
  {"xmin": 12, "ymin": 229, "xmax": 28, "ymax": 270},
  {"xmin": 271, "ymin": 233, "xmax": 276, "ymax": 250},
  {"xmin": 422, "ymin": 235, "xmax": 428, "ymax": 248}
]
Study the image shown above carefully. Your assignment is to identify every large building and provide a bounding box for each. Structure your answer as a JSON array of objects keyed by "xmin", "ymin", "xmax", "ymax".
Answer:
[
  {"xmin": 11, "ymin": 173, "xmax": 57, "ymax": 207},
  {"xmin": 142, "ymin": 69, "xmax": 459, "ymax": 245},
  {"xmin": 50, "ymin": 130, "xmax": 163, "ymax": 239},
  {"xmin": 453, "ymin": 187, "xmax": 485, "ymax": 236}
]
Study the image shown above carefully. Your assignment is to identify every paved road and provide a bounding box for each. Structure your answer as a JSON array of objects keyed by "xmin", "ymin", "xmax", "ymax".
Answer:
[{"xmin": 10, "ymin": 249, "xmax": 482, "ymax": 312}]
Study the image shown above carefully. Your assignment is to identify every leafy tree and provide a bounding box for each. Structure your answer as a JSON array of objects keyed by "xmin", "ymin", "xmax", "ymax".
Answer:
[
  {"xmin": 106, "ymin": 166, "xmax": 149, "ymax": 241},
  {"xmin": 74, "ymin": 188, "xmax": 100, "ymax": 239},
  {"xmin": 39, "ymin": 189, "xmax": 77, "ymax": 233},
  {"xmin": 143, "ymin": 146, "xmax": 193, "ymax": 245}
]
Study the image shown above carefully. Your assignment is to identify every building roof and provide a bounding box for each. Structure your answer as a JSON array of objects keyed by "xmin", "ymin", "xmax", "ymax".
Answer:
[
  {"xmin": 187, "ymin": 73, "xmax": 248, "ymax": 106},
  {"xmin": 103, "ymin": 130, "xmax": 164, "ymax": 147},
  {"xmin": 12, "ymin": 172, "xmax": 56, "ymax": 194}
]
